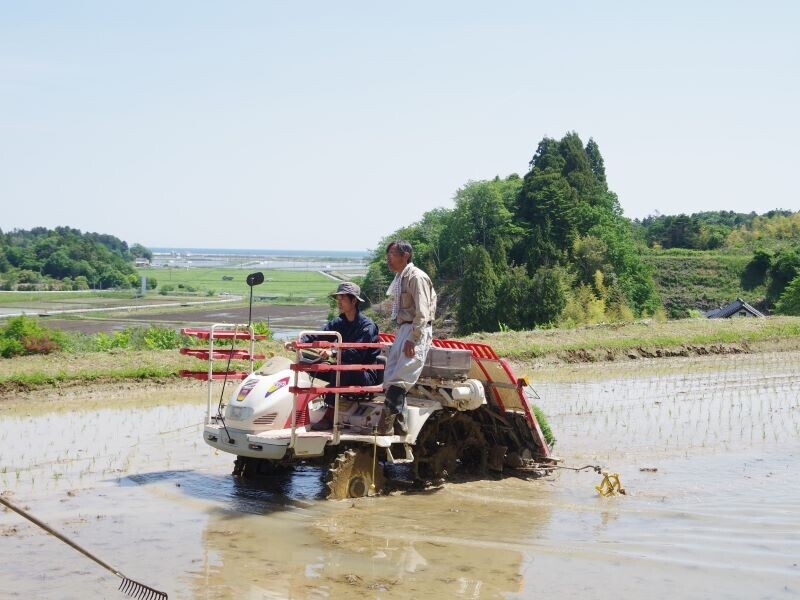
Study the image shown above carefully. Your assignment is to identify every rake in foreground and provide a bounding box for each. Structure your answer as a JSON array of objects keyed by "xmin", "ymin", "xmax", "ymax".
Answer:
[{"xmin": 0, "ymin": 495, "xmax": 168, "ymax": 600}]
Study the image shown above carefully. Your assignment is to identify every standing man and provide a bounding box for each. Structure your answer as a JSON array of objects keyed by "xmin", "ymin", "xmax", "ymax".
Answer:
[
  {"xmin": 379, "ymin": 240, "xmax": 437, "ymax": 435},
  {"xmin": 285, "ymin": 282, "xmax": 380, "ymax": 430}
]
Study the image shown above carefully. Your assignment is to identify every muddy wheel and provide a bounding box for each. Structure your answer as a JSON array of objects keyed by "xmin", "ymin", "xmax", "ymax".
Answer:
[
  {"xmin": 233, "ymin": 456, "xmax": 288, "ymax": 479},
  {"xmin": 508, "ymin": 412, "xmax": 542, "ymax": 456},
  {"xmin": 429, "ymin": 446, "xmax": 458, "ymax": 479},
  {"xmin": 414, "ymin": 412, "xmax": 488, "ymax": 481},
  {"xmin": 326, "ymin": 448, "xmax": 385, "ymax": 500}
]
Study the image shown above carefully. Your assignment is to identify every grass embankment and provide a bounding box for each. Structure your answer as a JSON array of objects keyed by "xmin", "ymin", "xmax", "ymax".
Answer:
[
  {"xmin": 2, "ymin": 317, "xmax": 799, "ymax": 398},
  {"xmin": 0, "ymin": 340, "xmax": 286, "ymax": 398},
  {"xmin": 465, "ymin": 316, "xmax": 800, "ymax": 365}
]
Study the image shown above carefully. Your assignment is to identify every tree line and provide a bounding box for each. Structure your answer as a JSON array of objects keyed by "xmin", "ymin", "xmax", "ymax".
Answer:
[
  {"xmin": 363, "ymin": 133, "xmax": 661, "ymax": 333},
  {"xmin": 362, "ymin": 133, "xmax": 800, "ymax": 331},
  {"xmin": 742, "ymin": 247, "xmax": 800, "ymax": 311},
  {"xmin": 633, "ymin": 209, "xmax": 797, "ymax": 251},
  {"xmin": 0, "ymin": 226, "xmax": 153, "ymax": 290}
]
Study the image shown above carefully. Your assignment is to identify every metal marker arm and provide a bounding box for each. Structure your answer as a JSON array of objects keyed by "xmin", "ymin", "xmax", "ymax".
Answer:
[
  {"xmin": 290, "ymin": 330, "xmax": 343, "ymax": 448},
  {"xmin": 204, "ymin": 322, "xmax": 256, "ymax": 425},
  {"xmin": 206, "ymin": 324, "xmax": 216, "ymax": 424}
]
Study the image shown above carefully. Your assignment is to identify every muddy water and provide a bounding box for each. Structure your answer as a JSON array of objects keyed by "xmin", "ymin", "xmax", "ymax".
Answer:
[{"xmin": 1, "ymin": 352, "xmax": 799, "ymax": 599}]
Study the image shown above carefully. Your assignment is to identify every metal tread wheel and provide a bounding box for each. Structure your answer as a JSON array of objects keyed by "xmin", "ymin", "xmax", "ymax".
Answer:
[
  {"xmin": 326, "ymin": 447, "xmax": 386, "ymax": 499},
  {"xmin": 413, "ymin": 411, "xmax": 488, "ymax": 481}
]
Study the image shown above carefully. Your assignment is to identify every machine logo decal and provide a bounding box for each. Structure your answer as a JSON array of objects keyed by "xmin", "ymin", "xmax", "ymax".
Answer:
[
  {"xmin": 236, "ymin": 379, "xmax": 259, "ymax": 402},
  {"xmin": 265, "ymin": 377, "xmax": 290, "ymax": 398}
]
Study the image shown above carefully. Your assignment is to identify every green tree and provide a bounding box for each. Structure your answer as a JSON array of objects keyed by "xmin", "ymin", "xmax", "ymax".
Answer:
[
  {"xmin": 0, "ymin": 250, "xmax": 11, "ymax": 273},
  {"xmin": 741, "ymin": 248, "xmax": 772, "ymax": 290},
  {"xmin": 97, "ymin": 268, "xmax": 130, "ymax": 289},
  {"xmin": 604, "ymin": 280, "xmax": 635, "ymax": 322},
  {"xmin": 774, "ymin": 274, "xmax": 800, "ymax": 315},
  {"xmin": 361, "ymin": 260, "xmax": 391, "ymax": 308},
  {"xmin": 561, "ymin": 283, "xmax": 606, "ymax": 326},
  {"xmin": 0, "ymin": 271, "xmax": 18, "ymax": 290},
  {"xmin": 359, "ymin": 133, "xmax": 660, "ymax": 331},
  {"xmin": 0, "ymin": 227, "xmax": 145, "ymax": 288},
  {"xmin": 17, "ymin": 269, "xmax": 42, "ymax": 284},
  {"xmin": 43, "ymin": 250, "xmax": 76, "ymax": 279},
  {"xmin": 496, "ymin": 266, "xmax": 567, "ymax": 329},
  {"xmin": 413, "ymin": 208, "xmax": 451, "ymax": 279},
  {"xmin": 457, "ymin": 246, "xmax": 499, "ymax": 333},
  {"xmin": 0, "ymin": 315, "xmax": 64, "ymax": 357},
  {"xmin": 130, "ymin": 243, "xmax": 153, "ymax": 261},
  {"xmin": 766, "ymin": 248, "xmax": 800, "ymax": 305},
  {"xmin": 572, "ymin": 235, "xmax": 610, "ymax": 288},
  {"xmin": 515, "ymin": 132, "xmax": 659, "ymax": 316},
  {"xmin": 515, "ymin": 167, "xmax": 577, "ymax": 268},
  {"xmin": 439, "ymin": 177, "xmax": 522, "ymax": 278},
  {"xmin": 495, "ymin": 266, "xmax": 528, "ymax": 330},
  {"xmin": 528, "ymin": 267, "xmax": 568, "ymax": 326},
  {"xmin": 585, "ymin": 137, "xmax": 607, "ymax": 188}
]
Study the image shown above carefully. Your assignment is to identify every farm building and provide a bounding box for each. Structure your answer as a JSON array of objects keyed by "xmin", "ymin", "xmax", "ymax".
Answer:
[{"xmin": 705, "ymin": 298, "xmax": 765, "ymax": 319}]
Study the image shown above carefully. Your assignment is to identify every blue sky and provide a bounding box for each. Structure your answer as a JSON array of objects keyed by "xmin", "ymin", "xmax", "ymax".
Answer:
[{"xmin": 1, "ymin": 1, "xmax": 798, "ymax": 251}]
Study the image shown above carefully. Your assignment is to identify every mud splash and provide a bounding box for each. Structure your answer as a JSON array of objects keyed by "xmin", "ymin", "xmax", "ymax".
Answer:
[{"xmin": 1, "ymin": 353, "xmax": 799, "ymax": 599}]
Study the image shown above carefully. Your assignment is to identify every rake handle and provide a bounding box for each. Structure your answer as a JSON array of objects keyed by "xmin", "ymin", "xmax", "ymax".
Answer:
[
  {"xmin": 1, "ymin": 494, "xmax": 168, "ymax": 599},
  {"xmin": 0, "ymin": 495, "xmax": 123, "ymax": 577}
]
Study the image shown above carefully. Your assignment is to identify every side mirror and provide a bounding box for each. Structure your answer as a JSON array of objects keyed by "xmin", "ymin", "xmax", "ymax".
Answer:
[{"xmin": 246, "ymin": 272, "xmax": 265, "ymax": 287}]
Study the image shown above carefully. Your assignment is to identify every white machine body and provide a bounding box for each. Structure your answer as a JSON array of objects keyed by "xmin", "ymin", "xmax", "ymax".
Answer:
[{"xmin": 203, "ymin": 349, "xmax": 487, "ymax": 462}]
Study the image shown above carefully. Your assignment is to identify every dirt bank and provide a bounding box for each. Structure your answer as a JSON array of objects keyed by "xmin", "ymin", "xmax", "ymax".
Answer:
[
  {"xmin": 466, "ymin": 316, "xmax": 800, "ymax": 366},
  {"xmin": 558, "ymin": 341, "xmax": 752, "ymax": 363}
]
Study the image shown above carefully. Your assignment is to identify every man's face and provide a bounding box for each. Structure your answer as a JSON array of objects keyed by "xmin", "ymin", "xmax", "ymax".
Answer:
[
  {"xmin": 386, "ymin": 246, "xmax": 409, "ymax": 273},
  {"xmin": 335, "ymin": 294, "xmax": 357, "ymax": 313}
]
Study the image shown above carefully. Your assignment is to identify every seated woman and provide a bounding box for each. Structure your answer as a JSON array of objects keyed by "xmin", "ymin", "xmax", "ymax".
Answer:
[{"xmin": 284, "ymin": 282, "xmax": 380, "ymax": 430}]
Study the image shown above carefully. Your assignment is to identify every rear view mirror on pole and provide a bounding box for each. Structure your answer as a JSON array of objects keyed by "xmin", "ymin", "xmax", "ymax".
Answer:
[{"xmin": 246, "ymin": 272, "xmax": 265, "ymax": 287}]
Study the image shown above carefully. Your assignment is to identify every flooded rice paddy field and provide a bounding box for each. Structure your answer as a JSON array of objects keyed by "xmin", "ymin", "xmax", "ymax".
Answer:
[
  {"xmin": 1, "ymin": 352, "xmax": 799, "ymax": 599},
  {"xmin": 39, "ymin": 304, "xmax": 329, "ymax": 338}
]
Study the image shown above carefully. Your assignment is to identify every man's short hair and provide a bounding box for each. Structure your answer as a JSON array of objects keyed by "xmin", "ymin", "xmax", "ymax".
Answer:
[{"xmin": 386, "ymin": 239, "xmax": 413, "ymax": 258}]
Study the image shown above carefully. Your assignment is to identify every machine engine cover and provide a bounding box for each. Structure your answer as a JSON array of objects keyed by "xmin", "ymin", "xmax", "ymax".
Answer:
[
  {"xmin": 420, "ymin": 348, "xmax": 472, "ymax": 380},
  {"xmin": 438, "ymin": 378, "xmax": 486, "ymax": 411},
  {"xmin": 224, "ymin": 364, "xmax": 311, "ymax": 431}
]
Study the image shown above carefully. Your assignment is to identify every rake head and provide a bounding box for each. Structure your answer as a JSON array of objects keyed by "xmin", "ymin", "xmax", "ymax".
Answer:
[{"xmin": 119, "ymin": 576, "xmax": 168, "ymax": 600}]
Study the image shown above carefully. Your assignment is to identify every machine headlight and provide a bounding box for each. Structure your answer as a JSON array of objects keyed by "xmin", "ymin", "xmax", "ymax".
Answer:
[{"xmin": 228, "ymin": 406, "xmax": 254, "ymax": 421}]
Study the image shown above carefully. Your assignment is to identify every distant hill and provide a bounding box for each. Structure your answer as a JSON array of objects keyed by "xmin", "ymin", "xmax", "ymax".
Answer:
[
  {"xmin": 0, "ymin": 226, "xmax": 151, "ymax": 290},
  {"xmin": 642, "ymin": 250, "xmax": 760, "ymax": 318},
  {"xmin": 637, "ymin": 211, "xmax": 800, "ymax": 317},
  {"xmin": 633, "ymin": 210, "xmax": 799, "ymax": 251}
]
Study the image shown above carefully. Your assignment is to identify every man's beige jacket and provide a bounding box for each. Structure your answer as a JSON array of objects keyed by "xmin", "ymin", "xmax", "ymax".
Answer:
[{"xmin": 396, "ymin": 263, "xmax": 437, "ymax": 343}]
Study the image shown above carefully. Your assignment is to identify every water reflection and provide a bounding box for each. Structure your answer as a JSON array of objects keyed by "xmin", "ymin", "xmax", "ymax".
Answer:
[{"xmin": 192, "ymin": 476, "xmax": 550, "ymax": 599}]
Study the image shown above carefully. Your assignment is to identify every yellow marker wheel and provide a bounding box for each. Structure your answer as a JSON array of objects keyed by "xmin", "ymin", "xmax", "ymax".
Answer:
[{"xmin": 596, "ymin": 471, "xmax": 626, "ymax": 497}]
